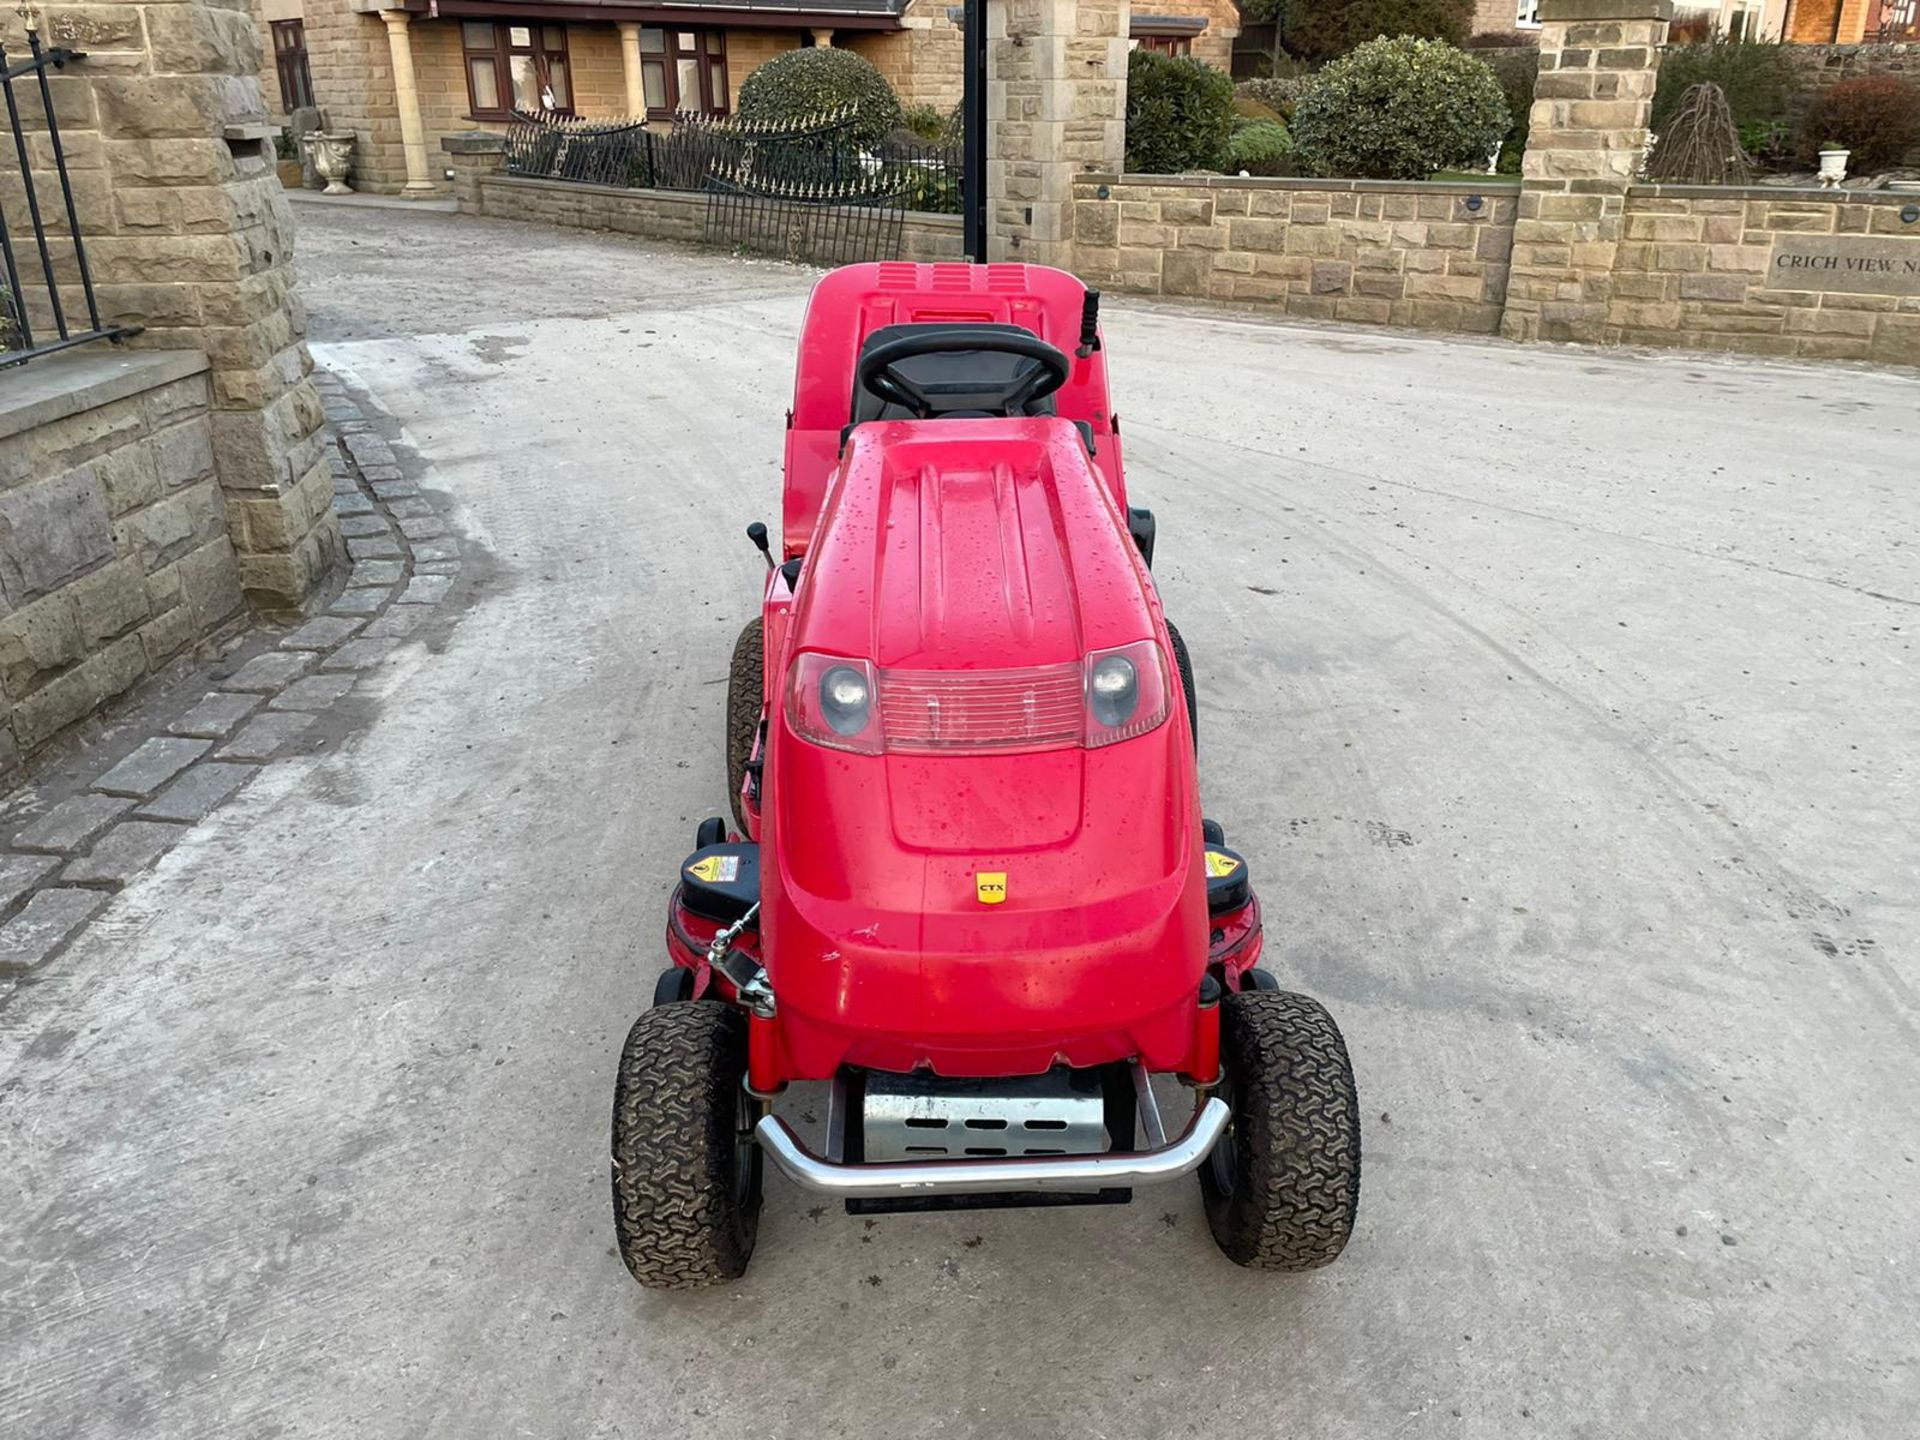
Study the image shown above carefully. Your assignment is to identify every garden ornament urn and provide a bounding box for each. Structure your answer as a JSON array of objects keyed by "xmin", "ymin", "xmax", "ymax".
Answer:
[
  {"xmin": 303, "ymin": 131, "xmax": 357, "ymax": 195},
  {"xmin": 1817, "ymin": 145, "xmax": 1849, "ymax": 189}
]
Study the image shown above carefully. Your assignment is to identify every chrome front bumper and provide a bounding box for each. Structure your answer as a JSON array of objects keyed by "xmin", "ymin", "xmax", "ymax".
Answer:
[{"xmin": 754, "ymin": 1096, "xmax": 1230, "ymax": 1200}]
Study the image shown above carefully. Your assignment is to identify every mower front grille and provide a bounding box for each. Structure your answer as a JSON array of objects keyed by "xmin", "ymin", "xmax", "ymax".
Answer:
[
  {"xmin": 860, "ymin": 1070, "xmax": 1108, "ymax": 1162},
  {"xmin": 878, "ymin": 663, "xmax": 1082, "ymax": 752}
]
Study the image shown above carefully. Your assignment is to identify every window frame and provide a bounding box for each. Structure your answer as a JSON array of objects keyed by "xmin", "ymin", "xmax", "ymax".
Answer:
[
  {"xmin": 270, "ymin": 19, "xmax": 315, "ymax": 114},
  {"xmin": 462, "ymin": 20, "xmax": 575, "ymax": 121},
  {"xmin": 637, "ymin": 26, "xmax": 730, "ymax": 120},
  {"xmin": 1516, "ymin": 0, "xmax": 1543, "ymax": 27},
  {"xmin": 1134, "ymin": 33, "xmax": 1193, "ymax": 56}
]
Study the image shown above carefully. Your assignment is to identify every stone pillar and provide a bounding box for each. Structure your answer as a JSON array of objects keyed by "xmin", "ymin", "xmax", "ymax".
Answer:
[
  {"xmin": 1499, "ymin": 0, "xmax": 1671, "ymax": 344},
  {"xmin": 35, "ymin": 0, "xmax": 346, "ymax": 615},
  {"xmin": 618, "ymin": 23, "xmax": 647, "ymax": 117},
  {"xmin": 987, "ymin": 0, "xmax": 1130, "ymax": 265},
  {"xmin": 441, "ymin": 132, "xmax": 507, "ymax": 213},
  {"xmin": 810, "ymin": 27, "xmax": 835, "ymax": 46},
  {"xmin": 378, "ymin": 10, "xmax": 436, "ymax": 197}
]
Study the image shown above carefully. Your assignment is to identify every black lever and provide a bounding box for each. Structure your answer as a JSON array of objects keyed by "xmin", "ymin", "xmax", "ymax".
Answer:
[
  {"xmin": 1077, "ymin": 288, "xmax": 1102, "ymax": 358},
  {"xmin": 746, "ymin": 521, "xmax": 775, "ymax": 572}
]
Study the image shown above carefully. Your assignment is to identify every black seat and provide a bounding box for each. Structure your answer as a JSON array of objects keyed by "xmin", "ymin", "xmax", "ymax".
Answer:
[{"xmin": 851, "ymin": 322, "xmax": 1061, "ymax": 424}]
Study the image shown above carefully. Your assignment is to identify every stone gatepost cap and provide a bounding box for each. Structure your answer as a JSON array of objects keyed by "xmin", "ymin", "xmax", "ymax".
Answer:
[
  {"xmin": 442, "ymin": 132, "xmax": 509, "ymax": 155},
  {"xmin": 1538, "ymin": 0, "xmax": 1674, "ymax": 18}
]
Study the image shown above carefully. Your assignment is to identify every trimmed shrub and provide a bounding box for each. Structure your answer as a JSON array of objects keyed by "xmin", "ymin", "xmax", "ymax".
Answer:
[
  {"xmin": 899, "ymin": 103, "xmax": 952, "ymax": 141},
  {"xmin": 1282, "ymin": 0, "xmax": 1474, "ymax": 66},
  {"xmin": 736, "ymin": 48, "xmax": 903, "ymax": 148},
  {"xmin": 1237, "ymin": 75, "xmax": 1312, "ymax": 124},
  {"xmin": 1650, "ymin": 39, "xmax": 1800, "ymax": 139},
  {"xmin": 1798, "ymin": 75, "xmax": 1920, "ymax": 174},
  {"xmin": 1465, "ymin": 30, "xmax": 1539, "ymax": 49},
  {"xmin": 1226, "ymin": 118, "xmax": 1295, "ymax": 176},
  {"xmin": 1292, "ymin": 36, "xmax": 1508, "ymax": 180},
  {"xmin": 1126, "ymin": 49, "xmax": 1235, "ymax": 174}
]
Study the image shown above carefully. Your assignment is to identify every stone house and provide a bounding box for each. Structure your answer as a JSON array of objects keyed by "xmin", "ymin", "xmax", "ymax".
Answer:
[{"xmin": 251, "ymin": 0, "xmax": 1240, "ymax": 195}]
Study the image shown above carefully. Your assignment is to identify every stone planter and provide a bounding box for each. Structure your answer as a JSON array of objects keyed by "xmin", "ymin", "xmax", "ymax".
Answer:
[
  {"xmin": 302, "ymin": 130, "xmax": 357, "ymax": 195},
  {"xmin": 1817, "ymin": 148, "xmax": 1850, "ymax": 189}
]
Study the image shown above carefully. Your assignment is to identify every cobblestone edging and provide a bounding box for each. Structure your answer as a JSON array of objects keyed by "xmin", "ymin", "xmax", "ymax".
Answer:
[{"xmin": 0, "ymin": 372, "xmax": 459, "ymax": 990}]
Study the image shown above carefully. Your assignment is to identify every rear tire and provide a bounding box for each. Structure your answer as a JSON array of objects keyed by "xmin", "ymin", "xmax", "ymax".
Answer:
[
  {"xmin": 725, "ymin": 619, "xmax": 763, "ymax": 834},
  {"xmin": 611, "ymin": 1003, "xmax": 762, "ymax": 1288},
  {"xmin": 1166, "ymin": 621, "xmax": 1197, "ymax": 754},
  {"xmin": 1201, "ymin": 991, "xmax": 1360, "ymax": 1271}
]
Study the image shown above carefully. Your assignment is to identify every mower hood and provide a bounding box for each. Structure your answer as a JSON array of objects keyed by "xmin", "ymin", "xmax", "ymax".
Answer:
[{"xmin": 764, "ymin": 418, "xmax": 1207, "ymax": 1074}]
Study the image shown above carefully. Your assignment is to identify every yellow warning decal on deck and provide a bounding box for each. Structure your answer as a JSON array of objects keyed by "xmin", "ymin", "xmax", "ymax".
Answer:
[
  {"xmin": 1205, "ymin": 851, "xmax": 1241, "ymax": 878},
  {"xmin": 687, "ymin": 854, "xmax": 740, "ymax": 884},
  {"xmin": 976, "ymin": 872, "xmax": 1008, "ymax": 905}
]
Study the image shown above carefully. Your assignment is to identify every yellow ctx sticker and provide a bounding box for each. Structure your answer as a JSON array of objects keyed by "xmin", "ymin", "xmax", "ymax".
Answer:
[
  {"xmin": 1205, "ymin": 851, "xmax": 1241, "ymax": 878},
  {"xmin": 976, "ymin": 872, "xmax": 1008, "ymax": 905},
  {"xmin": 687, "ymin": 854, "xmax": 740, "ymax": 884}
]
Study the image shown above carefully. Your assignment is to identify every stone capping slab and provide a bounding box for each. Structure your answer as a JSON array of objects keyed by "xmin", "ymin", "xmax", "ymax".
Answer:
[
  {"xmin": 0, "ymin": 349, "xmax": 209, "ymax": 446},
  {"xmin": 1081, "ymin": 173, "xmax": 1522, "ymax": 196},
  {"xmin": 1627, "ymin": 183, "xmax": 1920, "ymax": 207},
  {"xmin": 483, "ymin": 174, "xmax": 966, "ymax": 227},
  {"xmin": 1538, "ymin": 0, "xmax": 1673, "ymax": 18},
  {"xmin": 443, "ymin": 132, "xmax": 509, "ymax": 154}
]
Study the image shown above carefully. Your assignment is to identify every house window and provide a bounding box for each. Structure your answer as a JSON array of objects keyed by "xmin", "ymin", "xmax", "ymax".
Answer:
[
  {"xmin": 1516, "ymin": 0, "xmax": 1542, "ymax": 26},
  {"xmin": 271, "ymin": 19, "xmax": 314, "ymax": 112},
  {"xmin": 637, "ymin": 28, "xmax": 729, "ymax": 118},
  {"xmin": 463, "ymin": 21, "xmax": 573, "ymax": 119},
  {"xmin": 1134, "ymin": 33, "xmax": 1192, "ymax": 55}
]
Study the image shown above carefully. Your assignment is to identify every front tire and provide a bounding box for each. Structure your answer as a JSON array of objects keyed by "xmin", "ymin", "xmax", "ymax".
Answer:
[
  {"xmin": 725, "ymin": 619, "xmax": 763, "ymax": 834},
  {"xmin": 1201, "ymin": 991, "xmax": 1361, "ymax": 1270},
  {"xmin": 1166, "ymin": 621, "xmax": 1197, "ymax": 754},
  {"xmin": 611, "ymin": 1003, "xmax": 762, "ymax": 1288}
]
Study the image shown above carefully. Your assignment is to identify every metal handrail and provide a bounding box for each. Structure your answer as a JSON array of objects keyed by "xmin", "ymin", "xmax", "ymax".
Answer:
[{"xmin": 0, "ymin": 25, "xmax": 133, "ymax": 367}]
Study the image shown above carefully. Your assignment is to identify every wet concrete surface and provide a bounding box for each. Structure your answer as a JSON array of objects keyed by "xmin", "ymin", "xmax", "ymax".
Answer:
[{"xmin": 2, "ymin": 201, "xmax": 1916, "ymax": 1439}]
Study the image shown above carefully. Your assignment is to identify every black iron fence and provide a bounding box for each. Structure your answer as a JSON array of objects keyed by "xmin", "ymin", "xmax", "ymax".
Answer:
[
  {"xmin": 504, "ymin": 107, "xmax": 960, "ymax": 265},
  {"xmin": 0, "ymin": 29, "xmax": 129, "ymax": 366}
]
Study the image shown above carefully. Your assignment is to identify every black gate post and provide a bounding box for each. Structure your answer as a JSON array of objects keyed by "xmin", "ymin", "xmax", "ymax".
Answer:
[{"xmin": 961, "ymin": 0, "xmax": 987, "ymax": 262}]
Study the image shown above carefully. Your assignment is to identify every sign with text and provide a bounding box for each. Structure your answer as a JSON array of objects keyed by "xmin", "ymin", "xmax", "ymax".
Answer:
[{"xmin": 1763, "ymin": 234, "xmax": 1920, "ymax": 297}]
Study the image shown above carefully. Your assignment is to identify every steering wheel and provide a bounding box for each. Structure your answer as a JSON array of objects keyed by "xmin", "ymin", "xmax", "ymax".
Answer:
[{"xmin": 857, "ymin": 327, "xmax": 1072, "ymax": 420}]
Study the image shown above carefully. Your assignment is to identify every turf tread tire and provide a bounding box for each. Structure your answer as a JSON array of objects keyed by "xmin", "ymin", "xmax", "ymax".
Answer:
[
  {"xmin": 1166, "ymin": 621, "xmax": 1197, "ymax": 753},
  {"xmin": 611, "ymin": 1003, "xmax": 761, "ymax": 1289},
  {"xmin": 725, "ymin": 619, "xmax": 763, "ymax": 834},
  {"xmin": 1201, "ymin": 990, "xmax": 1361, "ymax": 1271}
]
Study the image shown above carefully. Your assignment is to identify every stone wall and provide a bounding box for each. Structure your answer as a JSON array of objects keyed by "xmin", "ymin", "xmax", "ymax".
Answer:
[
  {"xmin": 1608, "ymin": 185, "xmax": 1920, "ymax": 361},
  {"xmin": 460, "ymin": 170, "xmax": 967, "ymax": 261},
  {"xmin": 1072, "ymin": 176, "xmax": 1520, "ymax": 331},
  {"xmin": 0, "ymin": 352, "xmax": 244, "ymax": 775},
  {"xmin": 1780, "ymin": 40, "xmax": 1920, "ymax": 82},
  {"xmin": 849, "ymin": 2, "xmax": 965, "ymax": 109},
  {"xmin": 5, "ymin": 1, "xmax": 343, "ymax": 615}
]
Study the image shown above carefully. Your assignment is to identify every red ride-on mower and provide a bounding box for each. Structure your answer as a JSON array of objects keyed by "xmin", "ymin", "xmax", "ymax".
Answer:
[{"xmin": 611, "ymin": 263, "xmax": 1360, "ymax": 1288}]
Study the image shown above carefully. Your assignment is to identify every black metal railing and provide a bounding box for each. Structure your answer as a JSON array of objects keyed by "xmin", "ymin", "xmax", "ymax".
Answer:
[
  {"xmin": 504, "ymin": 107, "xmax": 960, "ymax": 265},
  {"xmin": 0, "ymin": 28, "xmax": 129, "ymax": 366},
  {"xmin": 504, "ymin": 107, "xmax": 962, "ymax": 214}
]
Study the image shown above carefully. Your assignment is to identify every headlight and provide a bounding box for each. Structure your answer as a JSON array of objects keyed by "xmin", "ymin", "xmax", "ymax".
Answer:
[
  {"xmin": 820, "ymin": 665, "xmax": 871, "ymax": 736},
  {"xmin": 1088, "ymin": 654, "xmax": 1138, "ymax": 728},
  {"xmin": 786, "ymin": 653, "xmax": 882, "ymax": 754},
  {"xmin": 1083, "ymin": 640, "xmax": 1170, "ymax": 748}
]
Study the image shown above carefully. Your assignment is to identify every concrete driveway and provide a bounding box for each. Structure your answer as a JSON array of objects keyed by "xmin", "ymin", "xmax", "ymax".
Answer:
[{"xmin": 3, "ymin": 201, "xmax": 1916, "ymax": 1440}]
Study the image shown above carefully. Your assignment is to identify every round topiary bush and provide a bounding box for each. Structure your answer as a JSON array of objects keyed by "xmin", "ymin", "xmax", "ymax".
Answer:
[
  {"xmin": 1125, "ymin": 49, "xmax": 1236, "ymax": 174},
  {"xmin": 1292, "ymin": 36, "xmax": 1509, "ymax": 180},
  {"xmin": 1225, "ymin": 118, "xmax": 1295, "ymax": 176},
  {"xmin": 735, "ymin": 47, "xmax": 903, "ymax": 149}
]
